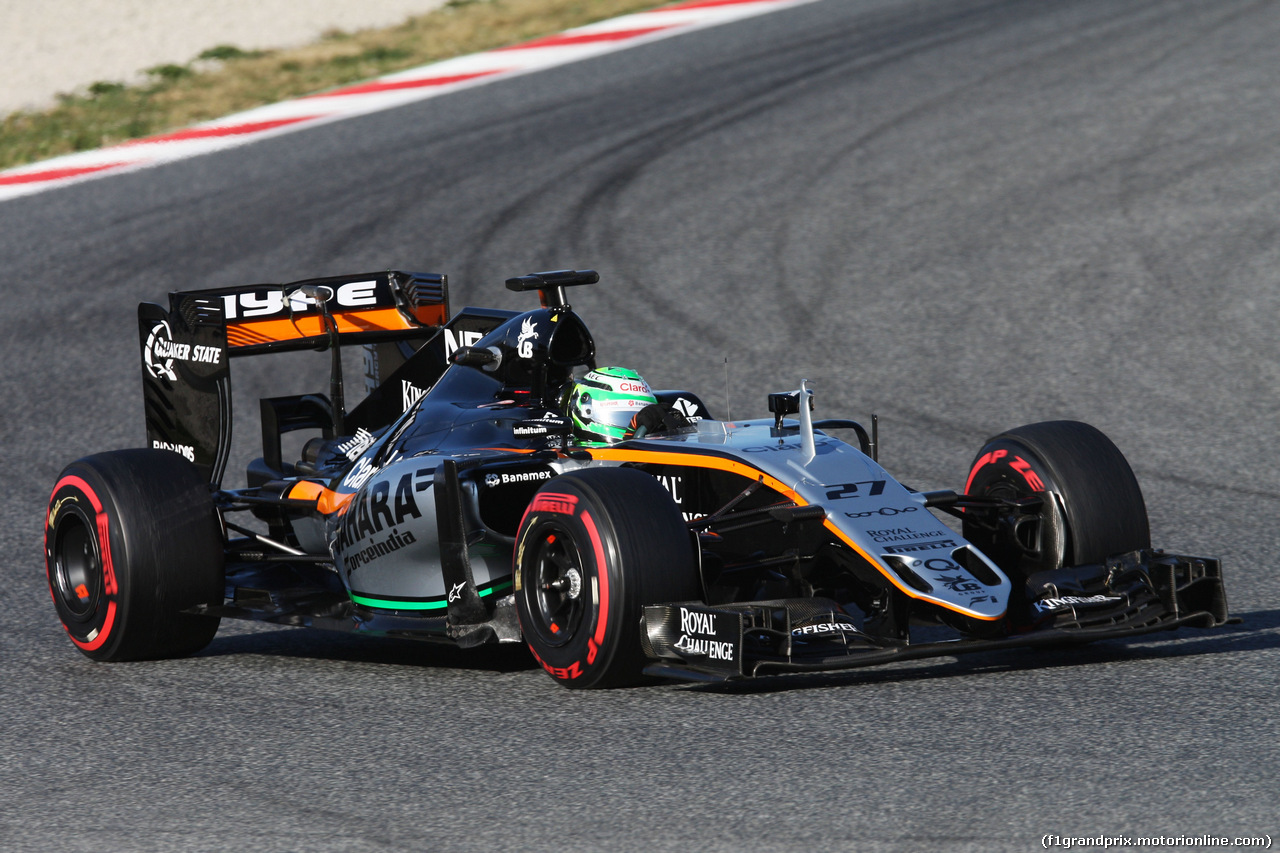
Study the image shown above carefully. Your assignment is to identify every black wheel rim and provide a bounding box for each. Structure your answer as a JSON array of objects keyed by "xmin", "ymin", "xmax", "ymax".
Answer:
[
  {"xmin": 52, "ymin": 510, "xmax": 103, "ymax": 624},
  {"xmin": 525, "ymin": 524, "xmax": 587, "ymax": 648},
  {"xmin": 967, "ymin": 454, "xmax": 1065, "ymax": 574}
]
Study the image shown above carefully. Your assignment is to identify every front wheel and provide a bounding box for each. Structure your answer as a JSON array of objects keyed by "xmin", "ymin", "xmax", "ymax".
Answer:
[
  {"xmin": 514, "ymin": 467, "xmax": 701, "ymax": 689},
  {"xmin": 963, "ymin": 420, "xmax": 1150, "ymax": 579},
  {"xmin": 45, "ymin": 449, "xmax": 224, "ymax": 661}
]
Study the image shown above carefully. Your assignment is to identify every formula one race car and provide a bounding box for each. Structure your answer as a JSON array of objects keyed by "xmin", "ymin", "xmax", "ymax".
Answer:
[{"xmin": 44, "ymin": 269, "xmax": 1229, "ymax": 688}]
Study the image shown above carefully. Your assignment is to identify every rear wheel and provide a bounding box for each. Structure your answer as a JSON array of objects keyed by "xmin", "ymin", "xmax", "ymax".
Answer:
[
  {"xmin": 45, "ymin": 449, "xmax": 224, "ymax": 661},
  {"xmin": 963, "ymin": 420, "xmax": 1149, "ymax": 579},
  {"xmin": 515, "ymin": 467, "xmax": 700, "ymax": 689}
]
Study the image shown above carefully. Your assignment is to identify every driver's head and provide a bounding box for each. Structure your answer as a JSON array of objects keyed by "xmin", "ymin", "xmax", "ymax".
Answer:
[{"xmin": 564, "ymin": 367, "xmax": 657, "ymax": 444}]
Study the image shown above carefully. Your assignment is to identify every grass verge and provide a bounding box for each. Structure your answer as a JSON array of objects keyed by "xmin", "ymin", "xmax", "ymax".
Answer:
[{"xmin": 0, "ymin": 0, "xmax": 662, "ymax": 171}]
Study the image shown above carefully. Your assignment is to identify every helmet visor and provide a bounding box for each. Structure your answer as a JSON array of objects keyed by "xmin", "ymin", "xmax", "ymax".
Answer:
[{"xmin": 579, "ymin": 395, "xmax": 651, "ymax": 434}]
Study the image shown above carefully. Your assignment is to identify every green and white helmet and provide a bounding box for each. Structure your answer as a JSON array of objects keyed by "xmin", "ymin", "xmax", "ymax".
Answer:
[{"xmin": 565, "ymin": 367, "xmax": 657, "ymax": 444}]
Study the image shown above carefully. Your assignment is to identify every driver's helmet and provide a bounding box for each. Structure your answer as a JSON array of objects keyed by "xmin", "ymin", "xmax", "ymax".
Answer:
[{"xmin": 565, "ymin": 367, "xmax": 657, "ymax": 444}]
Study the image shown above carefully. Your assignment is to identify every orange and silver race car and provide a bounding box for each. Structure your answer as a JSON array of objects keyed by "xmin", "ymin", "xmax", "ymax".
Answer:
[{"xmin": 44, "ymin": 269, "xmax": 1229, "ymax": 688}]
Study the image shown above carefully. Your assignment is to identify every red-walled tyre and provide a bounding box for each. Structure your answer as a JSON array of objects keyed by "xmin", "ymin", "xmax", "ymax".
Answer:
[
  {"xmin": 963, "ymin": 420, "xmax": 1150, "ymax": 578},
  {"xmin": 45, "ymin": 449, "xmax": 224, "ymax": 661},
  {"xmin": 514, "ymin": 467, "xmax": 700, "ymax": 689}
]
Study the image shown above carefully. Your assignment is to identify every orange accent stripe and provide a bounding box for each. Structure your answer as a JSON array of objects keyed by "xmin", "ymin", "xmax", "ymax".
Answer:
[
  {"xmin": 227, "ymin": 308, "xmax": 414, "ymax": 348},
  {"xmin": 286, "ymin": 481, "xmax": 325, "ymax": 501},
  {"xmin": 587, "ymin": 447, "xmax": 802, "ymax": 500},
  {"xmin": 286, "ymin": 480, "xmax": 354, "ymax": 515},
  {"xmin": 413, "ymin": 303, "xmax": 449, "ymax": 327},
  {"xmin": 321, "ymin": 491, "xmax": 355, "ymax": 515},
  {"xmin": 587, "ymin": 447, "xmax": 1003, "ymax": 622}
]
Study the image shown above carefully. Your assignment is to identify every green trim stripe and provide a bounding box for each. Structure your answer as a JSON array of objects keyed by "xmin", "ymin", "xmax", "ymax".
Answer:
[{"xmin": 350, "ymin": 579, "xmax": 513, "ymax": 611}]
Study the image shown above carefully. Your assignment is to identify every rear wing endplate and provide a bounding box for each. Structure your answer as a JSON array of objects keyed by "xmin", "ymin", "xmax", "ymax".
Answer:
[{"xmin": 139, "ymin": 270, "xmax": 448, "ymax": 485}]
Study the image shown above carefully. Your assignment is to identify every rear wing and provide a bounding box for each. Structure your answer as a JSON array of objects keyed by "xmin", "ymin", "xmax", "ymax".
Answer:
[
  {"xmin": 185, "ymin": 270, "xmax": 448, "ymax": 355},
  {"xmin": 139, "ymin": 271, "xmax": 449, "ymax": 485}
]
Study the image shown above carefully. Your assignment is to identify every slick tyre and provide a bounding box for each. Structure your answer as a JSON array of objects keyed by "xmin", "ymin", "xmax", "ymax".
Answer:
[
  {"xmin": 963, "ymin": 420, "xmax": 1150, "ymax": 576},
  {"xmin": 45, "ymin": 449, "xmax": 224, "ymax": 661},
  {"xmin": 515, "ymin": 467, "xmax": 700, "ymax": 689}
]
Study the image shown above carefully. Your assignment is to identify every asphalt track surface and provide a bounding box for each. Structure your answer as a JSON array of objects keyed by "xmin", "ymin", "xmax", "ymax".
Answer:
[{"xmin": 3, "ymin": 1, "xmax": 1279, "ymax": 850}]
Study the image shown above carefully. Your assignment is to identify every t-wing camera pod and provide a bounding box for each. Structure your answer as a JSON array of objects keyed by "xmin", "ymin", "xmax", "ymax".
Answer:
[
  {"xmin": 768, "ymin": 382, "xmax": 879, "ymax": 463},
  {"xmin": 504, "ymin": 268, "xmax": 599, "ymax": 310}
]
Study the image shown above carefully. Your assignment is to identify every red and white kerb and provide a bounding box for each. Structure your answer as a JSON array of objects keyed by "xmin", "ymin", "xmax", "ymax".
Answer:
[{"xmin": 0, "ymin": 0, "xmax": 816, "ymax": 200}]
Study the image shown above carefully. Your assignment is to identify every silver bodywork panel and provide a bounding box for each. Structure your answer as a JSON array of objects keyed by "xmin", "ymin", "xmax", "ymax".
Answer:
[{"xmin": 632, "ymin": 419, "xmax": 1012, "ymax": 621}]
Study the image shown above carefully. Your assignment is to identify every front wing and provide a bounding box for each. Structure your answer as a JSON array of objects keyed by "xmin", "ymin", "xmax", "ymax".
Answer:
[{"xmin": 641, "ymin": 549, "xmax": 1228, "ymax": 682}]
